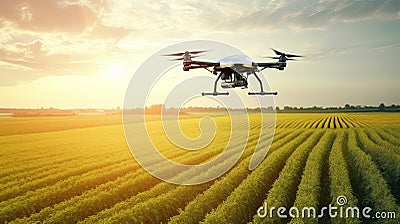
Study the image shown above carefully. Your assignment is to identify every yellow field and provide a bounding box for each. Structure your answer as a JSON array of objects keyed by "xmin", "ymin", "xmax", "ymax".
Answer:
[{"xmin": 0, "ymin": 113, "xmax": 399, "ymax": 223}]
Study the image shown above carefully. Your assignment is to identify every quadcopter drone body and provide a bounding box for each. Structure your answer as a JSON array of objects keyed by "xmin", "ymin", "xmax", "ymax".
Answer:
[{"xmin": 164, "ymin": 49, "xmax": 302, "ymax": 96}]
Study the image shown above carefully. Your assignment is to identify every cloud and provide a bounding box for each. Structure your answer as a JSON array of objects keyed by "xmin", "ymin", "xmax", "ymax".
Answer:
[
  {"xmin": 0, "ymin": 0, "xmax": 135, "ymax": 85},
  {"xmin": 0, "ymin": 36, "xmax": 116, "ymax": 86},
  {"xmin": 0, "ymin": 38, "xmax": 106, "ymax": 70},
  {"xmin": 87, "ymin": 22, "xmax": 131, "ymax": 40},
  {"xmin": 0, "ymin": 0, "xmax": 132, "ymax": 37},
  {"xmin": 212, "ymin": 0, "xmax": 400, "ymax": 31},
  {"xmin": 0, "ymin": 0, "xmax": 99, "ymax": 33}
]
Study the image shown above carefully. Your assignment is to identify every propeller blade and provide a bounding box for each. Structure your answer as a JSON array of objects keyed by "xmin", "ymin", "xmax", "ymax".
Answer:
[
  {"xmin": 285, "ymin": 53, "xmax": 303, "ymax": 58},
  {"xmin": 163, "ymin": 53, "xmax": 185, "ymax": 56},
  {"xmin": 163, "ymin": 50, "xmax": 208, "ymax": 57},
  {"xmin": 286, "ymin": 58, "xmax": 298, "ymax": 61},
  {"xmin": 189, "ymin": 50, "xmax": 208, "ymax": 54},
  {"xmin": 170, "ymin": 57, "xmax": 184, "ymax": 61},
  {"xmin": 264, "ymin": 56, "xmax": 280, "ymax": 59},
  {"xmin": 271, "ymin": 48, "xmax": 284, "ymax": 56},
  {"xmin": 271, "ymin": 48, "xmax": 303, "ymax": 58}
]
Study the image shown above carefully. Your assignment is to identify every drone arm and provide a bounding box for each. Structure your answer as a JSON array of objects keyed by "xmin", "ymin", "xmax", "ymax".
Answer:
[
  {"xmin": 190, "ymin": 60, "xmax": 219, "ymax": 67},
  {"xmin": 253, "ymin": 62, "xmax": 276, "ymax": 67},
  {"xmin": 186, "ymin": 65, "xmax": 210, "ymax": 69},
  {"xmin": 184, "ymin": 65, "xmax": 214, "ymax": 72},
  {"xmin": 254, "ymin": 62, "xmax": 286, "ymax": 71},
  {"xmin": 258, "ymin": 66, "xmax": 268, "ymax": 72},
  {"xmin": 183, "ymin": 60, "xmax": 219, "ymax": 72}
]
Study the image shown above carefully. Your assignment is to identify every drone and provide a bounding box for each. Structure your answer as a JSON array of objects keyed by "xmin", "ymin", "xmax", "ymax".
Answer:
[{"xmin": 164, "ymin": 49, "xmax": 303, "ymax": 96}]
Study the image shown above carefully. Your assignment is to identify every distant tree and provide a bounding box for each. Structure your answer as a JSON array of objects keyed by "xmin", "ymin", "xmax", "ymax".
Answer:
[
  {"xmin": 345, "ymin": 104, "xmax": 350, "ymax": 109},
  {"xmin": 145, "ymin": 104, "xmax": 164, "ymax": 114},
  {"xmin": 379, "ymin": 103, "xmax": 385, "ymax": 112}
]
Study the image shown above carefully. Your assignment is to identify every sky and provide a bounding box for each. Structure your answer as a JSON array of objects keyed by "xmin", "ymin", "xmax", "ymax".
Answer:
[{"xmin": 0, "ymin": 0, "xmax": 399, "ymax": 108}]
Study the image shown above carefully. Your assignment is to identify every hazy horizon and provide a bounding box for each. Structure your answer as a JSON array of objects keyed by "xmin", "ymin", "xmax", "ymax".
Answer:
[{"xmin": 1, "ymin": 102, "xmax": 398, "ymax": 110}]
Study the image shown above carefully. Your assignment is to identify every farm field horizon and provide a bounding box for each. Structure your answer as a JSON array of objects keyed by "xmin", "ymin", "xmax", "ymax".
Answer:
[{"xmin": 0, "ymin": 112, "xmax": 399, "ymax": 223}]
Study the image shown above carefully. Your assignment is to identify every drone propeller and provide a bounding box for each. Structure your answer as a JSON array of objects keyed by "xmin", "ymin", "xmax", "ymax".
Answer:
[
  {"xmin": 264, "ymin": 49, "xmax": 303, "ymax": 62},
  {"xmin": 170, "ymin": 56, "xmax": 199, "ymax": 61},
  {"xmin": 263, "ymin": 56, "xmax": 298, "ymax": 61},
  {"xmin": 163, "ymin": 50, "xmax": 208, "ymax": 57},
  {"xmin": 271, "ymin": 48, "xmax": 303, "ymax": 58}
]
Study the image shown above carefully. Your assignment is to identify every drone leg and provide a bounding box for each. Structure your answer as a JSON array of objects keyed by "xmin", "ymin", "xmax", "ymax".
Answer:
[
  {"xmin": 202, "ymin": 74, "xmax": 229, "ymax": 96},
  {"xmin": 254, "ymin": 73, "xmax": 264, "ymax": 92},
  {"xmin": 213, "ymin": 73, "xmax": 221, "ymax": 93},
  {"xmin": 248, "ymin": 73, "xmax": 278, "ymax": 95}
]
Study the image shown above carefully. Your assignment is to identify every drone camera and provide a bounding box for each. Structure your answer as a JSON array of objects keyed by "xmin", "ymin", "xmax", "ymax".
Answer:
[
  {"xmin": 220, "ymin": 70, "xmax": 232, "ymax": 80},
  {"xmin": 221, "ymin": 82, "xmax": 234, "ymax": 89}
]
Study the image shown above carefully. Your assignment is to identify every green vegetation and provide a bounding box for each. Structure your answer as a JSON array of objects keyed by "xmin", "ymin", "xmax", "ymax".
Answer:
[
  {"xmin": 0, "ymin": 113, "xmax": 399, "ymax": 223},
  {"xmin": 289, "ymin": 131, "xmax": 336, "ymax": 224}
]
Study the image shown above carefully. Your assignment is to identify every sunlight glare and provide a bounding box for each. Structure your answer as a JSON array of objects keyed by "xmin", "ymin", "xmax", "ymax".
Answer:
[{"xmin": 104, "ymin": 64, "xmax": 126, "ymax": 80}]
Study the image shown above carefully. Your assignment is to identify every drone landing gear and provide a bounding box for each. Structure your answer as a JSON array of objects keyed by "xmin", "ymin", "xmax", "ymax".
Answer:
[
  {"xmin": 202, "ymin": 92, "xmax": 229, "ymax": 96},
  {"xmin": 248, "ymin": 73, "xmax": 278, "ymax": 96},
  {"xmin": 248, "ymin": 91, "xmax": 277, "ymax": 95},
  {"xmin": 202, "ymin": 73, "xmax": 229, "ymax": 96}
]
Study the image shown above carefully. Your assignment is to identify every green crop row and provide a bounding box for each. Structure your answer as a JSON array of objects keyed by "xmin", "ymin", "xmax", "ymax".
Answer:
[
  {"xmin": 327, "ymin": 131, "xmax": 360, "ymax": 224},
  {"xmin": 345, "ymin": 130, "xmax": 400, "ymax": 223},
  {"xmin": 36, "ymin": 129, "xmax": 236, "ymax": 223},
  {"xmin": 101, "ymin": 145, "xmax": 255, "ymax": 223},
  {"xmin": 289, "ymin": 131, "xmax": 336, "ymax": 224},
  {"xmin": 202, "ymin": 130, "xmax": 314, "ymax": 223},
  {"xmin": 370, "ymin": 128, "xmax": 400, "ymax": 150},
  {"xmin": 168, "ymin": 130, "xmax": 291, "ymax": 224},
  {"xmin": 0, "ymin": 155, "xmax": 130, "ymax": 202},
  {"xmin": 0, "ymin": 159, "xmax": 135, "ymax": 223},
  {"xmin": 79, "ymin": 120, "xmax": 276, "ymax": 223},
  {"xmin": 356, "ymin": 129, "xmax": 400, "ymax": 201},
  {"xmin": 252, "ymin": 130, "xmax": 325, "ymax": 224}
]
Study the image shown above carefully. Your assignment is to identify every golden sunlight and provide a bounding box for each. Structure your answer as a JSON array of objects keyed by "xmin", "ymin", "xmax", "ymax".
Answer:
[{"xmin": 103, "ymin": 64, "xmax": 127, "ymax": 80}]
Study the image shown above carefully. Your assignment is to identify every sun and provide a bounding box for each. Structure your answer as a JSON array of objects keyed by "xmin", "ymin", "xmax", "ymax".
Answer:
[{"xmin": 103, "ymin": 64, "xmax": 127, "ymax": 80}]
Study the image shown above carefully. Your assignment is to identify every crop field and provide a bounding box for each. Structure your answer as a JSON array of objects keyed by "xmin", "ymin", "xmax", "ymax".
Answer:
[{"xmin": 0, "ymin": 113, "xmax": 399, "ymax": 223}]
